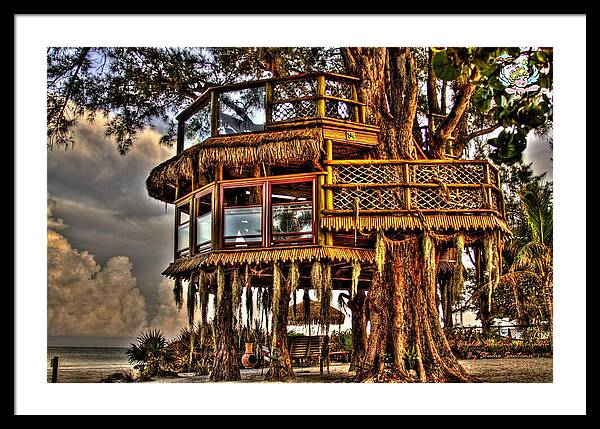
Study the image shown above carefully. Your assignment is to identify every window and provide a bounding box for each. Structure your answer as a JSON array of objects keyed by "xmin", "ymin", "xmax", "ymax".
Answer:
[
  {"xmin": 222, "ymin": 185, "xmax": 263, "ymax": 248},
  {"xmin": 176, "ymin": 201, "xmax": 191, "ymax": 256},
  {"xmin": 218, "ymin": 87, "xmax": 266, "ymax": 135},
  {"xmin": 270, "ymin": 180, "xmax": 314, "ymax": 245},
  {"xmin": 183, "ymin": 102, "xmax": 211, "ymax": 150},
  {"xmin": 195, "ymin": 190, "xmax": 213, "ymax": 252}
]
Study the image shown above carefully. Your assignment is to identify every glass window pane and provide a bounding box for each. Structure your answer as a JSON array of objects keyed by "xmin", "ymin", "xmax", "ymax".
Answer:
[
  {"xmin": 195, "ymin": 192, "xmax": 212, "ymax": 248},
  {"xmin": 223, "ymin": 185, "xmax": 263, "ymax": 247},
  {"xmin": 196, "ymin": 212, "xmax": 212, "ymax": 247},
  {"xmin": 272, "ymin": 203, "xmax": 312, "ymax": 240},
  {"xmin": 177, "ymin": 223, "xmax": 189, "ymax": 252},
  {"xmin": 178, "ymin": 203, "xmax": 190, "ymax": 224},
  {"xmin": 224, "ymin": 207, "xmax": 262, "ymax": 244},
  {"xmin": 184, "ymin": 102, "xmax": 211, "ymax": 150},
  {"xmin": 271, "ymin": 180, "xmax": 313, "ymax": 242},
  {"xmin": 218, "ymin": 87, "xmax": 266, "ymax": 135}
]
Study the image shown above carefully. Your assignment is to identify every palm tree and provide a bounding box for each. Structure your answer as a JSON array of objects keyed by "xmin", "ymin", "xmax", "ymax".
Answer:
[{"xmin": 500, "ymin": 181, "xmax": 553, "ymax": 335}]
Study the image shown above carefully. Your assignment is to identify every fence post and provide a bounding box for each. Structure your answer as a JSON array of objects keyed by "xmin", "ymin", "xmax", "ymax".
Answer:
[{"xmin": 51, "ymin": 356, "xmax": 59, "ymax": 383}]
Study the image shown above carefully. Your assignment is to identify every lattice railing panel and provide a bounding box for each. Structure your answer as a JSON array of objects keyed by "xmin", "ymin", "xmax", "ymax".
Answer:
[
  {"xmin": 270, "ymin": 100, "xmax": 317, "ymax": 122},
  {"xmin": 332, "ymin": 164, "xmax": 405, "ymax": 184},
  {"xmin": 325, "ymin": 100, "xmax": 355, "ymax": 121},
  {"xmin": 333, "ymin": 188, "xmax": 406, "ymax": 211},
  {"xmin": 272, "ymin": 78, "xmax": 317, "ymax": 101},
  {"xmin": 325, "ymin": 79, "xmax": 353, "ymax": 100},
  {"xmin": 411, "ymin": 187, "xmax": 484, "ymax": 211},
  {"xmin": 490, "ymin": 189, "xmax": 501, "ymax": 212},
  {"xmin": 410, "ymin": 163, "xmax": 486, "ymax": 185}
]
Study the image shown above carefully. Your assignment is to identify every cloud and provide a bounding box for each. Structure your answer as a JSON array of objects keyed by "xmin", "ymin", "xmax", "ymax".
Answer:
[
  {"xmin": 48, "ymin": 195, "xmax": 192, "ymax": 340},
  {"xmin": 148, "ymin": 278, "xmax": 189, "ymax": 339},
  {"xmin": 47, "ymin": 197, "xmax": 148, "ymax": 338},
  {"xmin": 47, "ymin": 114, "xmax": 177, "ymax": 320}
]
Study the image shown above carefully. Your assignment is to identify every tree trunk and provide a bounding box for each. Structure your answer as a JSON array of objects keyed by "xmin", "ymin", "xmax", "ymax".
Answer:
[
  {"xmin": 356, "ymin": 234, "xmax": 471, "ymax": 382},
  {"xmin": 210, "ymin": 274, "xmax": 241, "ymax": 382},
  {"xmin": 343, "ymin": 47, "xmax": 419, "ymax": 159},
  {"xmin": 349, "ymin": 289, "xmax": 368, "ymax": 372},
  {"xmin": 269, "ymin": 266, "xmax": 294, "ymax": 381},
  {"xmin": 439, "ymin": 273, "xmax": 454, "ymax": 328}
]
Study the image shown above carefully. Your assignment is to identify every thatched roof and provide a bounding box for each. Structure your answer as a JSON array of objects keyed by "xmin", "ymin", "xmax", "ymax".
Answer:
[
  {"xmin": 162, "ymin": 246, "xmax": 375, "ymax": 278},
  {"xmin": 321, "ymin": 214, "xmax": 511, "ymax": 236},
  {"xmin": 287, "ymin": 300, "xmax": 345, "ymax": 326},
  {"xmin": 146, "ymin": 127, "xmax": 324, "ymax": 202}
]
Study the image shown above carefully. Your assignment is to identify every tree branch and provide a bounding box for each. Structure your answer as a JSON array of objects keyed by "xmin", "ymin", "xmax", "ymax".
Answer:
[{"xmin": 464, "ymin": 122, "xmax": 502, "ymax": 142}]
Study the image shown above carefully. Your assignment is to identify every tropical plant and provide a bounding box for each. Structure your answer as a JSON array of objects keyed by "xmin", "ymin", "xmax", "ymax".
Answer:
[
  {"xmin": 500, "ymin": 181, "xmax": 553, "ymax": 334},
  {"xmin": 125, "ymin": 329, "xmax": 168, "ymax": 379}
]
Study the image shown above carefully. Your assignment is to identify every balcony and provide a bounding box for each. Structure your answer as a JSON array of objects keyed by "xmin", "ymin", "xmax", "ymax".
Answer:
[
  {"xmin": 177, "ymin": 72, "xmax": 369, "ymax": 154},
  {"xmin": 321, "ymin": 159, "xmax": 508, "ymax": 233}
]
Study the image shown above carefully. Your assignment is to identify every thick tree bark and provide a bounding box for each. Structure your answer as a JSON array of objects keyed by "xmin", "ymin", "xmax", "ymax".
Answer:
[
  {"xmin": 210, "ymin": 275, "xmax": 241, "ymax": 382},
  {"xmin": 356, "ymin": 235, "xmax": 471, "ymax": 382},
  {"xmin": 343, "ymin": 47, "xmax": 419, "ymax": 160},
  {"xmin": 268, "ymin": 267, "xmax": 294, "ymax": 381},
  {"xmin": 349, "ymin": 290, "xmax": 368, "ymax": 372}
]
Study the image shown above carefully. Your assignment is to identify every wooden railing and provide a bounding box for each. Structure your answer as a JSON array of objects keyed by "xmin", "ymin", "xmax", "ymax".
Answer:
[
  {"xmin": 176, "ymin": 72, "xmax": 365, "ymax": 153},
  {"xmin": 321, "ymin": 159, "xmax": 505, "ymax": 219}
]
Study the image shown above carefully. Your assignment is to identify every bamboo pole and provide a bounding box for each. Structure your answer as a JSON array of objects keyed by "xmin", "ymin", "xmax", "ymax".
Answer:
[
  {"xmin": 317, "ymin": 75, "xmax": 326, "ymax": 118},
  {"xmin": 210, "ymin": 91, "xmax": 219, "ymax": 137},
  {"xmin": 403, "ymin": 163, "xmax": 412, "ymax": 210},
  {"xmin": 265, "ymin": 81, "xmax": 273, "ymax": 126},
  {"xmin": 321, "ymin": 208, "xmax": 501, "ymax": 215},
  {"xmin": 322, "ymin": 182, "xmax": 495, "ymax": 189},
  {"xmin": 325, "ymin": 139, "xmax": 334, "ymax": 246}
]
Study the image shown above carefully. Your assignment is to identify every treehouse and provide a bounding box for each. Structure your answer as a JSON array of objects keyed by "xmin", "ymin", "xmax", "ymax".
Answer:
[{"xmin": 146, "ymin": 72, "xmax": 509, "ymax": 294}]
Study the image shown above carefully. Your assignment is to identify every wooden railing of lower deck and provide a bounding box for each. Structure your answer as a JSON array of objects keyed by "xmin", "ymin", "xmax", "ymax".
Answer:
[{"xmin": 321, "ymin": 159, "xmax": 505, "ymax": 219}]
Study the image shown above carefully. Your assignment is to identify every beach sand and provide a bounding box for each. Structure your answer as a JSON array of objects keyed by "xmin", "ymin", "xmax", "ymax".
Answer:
[{"xmin": 142, "ymin": 357, "xmax": 553, "ymax": 383}]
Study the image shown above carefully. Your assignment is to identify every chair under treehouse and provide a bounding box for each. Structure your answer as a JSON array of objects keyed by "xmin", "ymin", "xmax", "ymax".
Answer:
[{"xmin": 145, "ymin": 72, "xmax": 509, "ymax": 371}]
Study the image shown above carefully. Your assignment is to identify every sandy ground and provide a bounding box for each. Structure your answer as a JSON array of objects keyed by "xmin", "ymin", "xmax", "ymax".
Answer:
[{"xmin": 144, "ymin": 357, "xmax": 553, "ymax": 383}]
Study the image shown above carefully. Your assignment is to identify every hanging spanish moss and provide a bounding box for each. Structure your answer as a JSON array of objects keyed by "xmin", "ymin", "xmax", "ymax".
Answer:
[
  {"xmin": 231, "ymin": 268, "xmax": 242, "ymax": 327},
  {"xmin": 271, "ymin": 262, "xmax": 283, "ymax": 329},
  {"xmin": 289, "ymin": 261, "xmax": 300, "ymax": 323},
  {"xmin": 320, "ymin": 262, "xmax": 332, "ymax": 331},
  {"xmin": 483, "ymin": 231, "xmax": 500, "ymax": 312},
  {"xmin": 303, "ymin": 288, "xmax": 311, "ymax": 329},
  {"xmin": 375, "ymin": 229, "xmax": 386, "ymax": 274},
  {"xmin": 198, "ymin": 271, "xmax": 209, "ymax": 344},
  {"xmin": 216, "ymin": 265, "xmax": 225, "ymax": 308},
  {"xmin": 311, "ymin": 260, "xmax": 323, "ymax": 302},
  {"xmin": 451, "ymin": 233, "xmax": 465, "ymax": 300},
  {"xmin": 245, "ymin": 276, "xmax": 254, "ymax": 329},
  {"xmin": 187, "ymin": 271, "xmax": 198, "ymax": 326},
  {"xmin": 173, "ymin": 277, "xmax": 183, "ymax": 310},
  {"xmin": 421, "ymin": 232, "xmax": 437, "ymax": 309},
  {"xmin": 351, "ymin": 260, "xmax": 361, "ymax": 298}
]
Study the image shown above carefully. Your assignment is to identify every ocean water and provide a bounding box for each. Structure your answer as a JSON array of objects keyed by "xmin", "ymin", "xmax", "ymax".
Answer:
[{"xmin": 47, "ymin": 346, "xmax": 134, "ymax": 383}]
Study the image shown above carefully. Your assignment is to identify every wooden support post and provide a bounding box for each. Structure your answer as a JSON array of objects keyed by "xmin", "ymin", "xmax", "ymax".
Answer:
[
  {"xmin": 403, "ymin": 163, "xmax": 411, "ymax": 210},
  {"xmin": 210, "ymin": 91, "xmax": 219, "ymax": 137},
  {"xmin": 352, "ymin": 84, "xmax": 360, "ymax": 123},
  {"xmin": 174, "ymin": 178, "xmax": 180, "ymax": 260},
  {"xmin": 484, "ymin": 164, "xmax": 492, "ymax": 209},
  {"xmin": 176, "ymin": 121, "xmax": 184, "ymax": 155},
  {"xmin": 265, "ymin": 81, "xmax": 273, "ymax": 126},
  {"xmin": 317, "ymin": 75, "xmax": 326, "ymax": 118},
  {"xmin": 325, "ymin": 139, "xmax": 334, "ymax": 246},
  {"xmin": 51, "ymin": 356, "xmax": 59, "ymax": 383},
  {"xmin": 317, "ymin": 174, "xmax": 326, "ymax": 245},
  {"xmin": 189, "ymin": 196, "xmax": 196, "ymax": 256},
  {"xmin": 213, "ymin": 166, "xmax": 223, "ymax": 250}
]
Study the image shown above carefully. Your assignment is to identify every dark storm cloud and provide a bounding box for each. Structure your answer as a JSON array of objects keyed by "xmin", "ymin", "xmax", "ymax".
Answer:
[{"xmin": 47, "ymin": 117, "xmax": 177, "ymax": 319}]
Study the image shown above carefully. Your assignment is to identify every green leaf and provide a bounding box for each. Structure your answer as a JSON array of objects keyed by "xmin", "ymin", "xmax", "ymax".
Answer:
[
  {"xmin": 432, "ymin": 51, "xmax": 461, "ymax": 81},
  {"xmin": 474, "ymin": 86, "xmax": 493, "ymax": 112}
]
